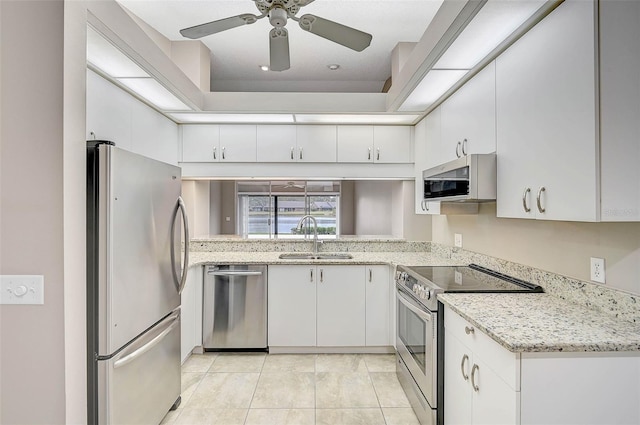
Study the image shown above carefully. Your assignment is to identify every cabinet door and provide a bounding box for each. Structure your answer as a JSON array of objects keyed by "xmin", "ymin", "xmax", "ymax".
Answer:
[
  {"xmin": 444, "ymin": 331, "xmax": 473, "ymax": 425},
  {"xmin": 441, "ymin": 61, "xmax": 496, "ymax": 163},
  {"xmin": 471, "ymin": 355, "xmax": 519, "ymax": 425},
  {"xmin": 424, "ymin": 107, "xmax": 442, "ymax": 170},
  {"xmin": 316, "ymin": 265, "xmax": 366, "ymax": 346},
  {"xmin": 337, "ymin": 125, "xmax": 374, "ymax": 163},
  {"xmin": 296, "ymin": 125, "xmax": 337, "ymax": 162},
  {"xmin": 182, "ymin": 125, "xmax": 220, "ymax": 162},
  {"xmin": 496, "ymin": 0, "xmax": 598, "ymax": 221},
  {"xmin": 373, "ymin": 126, "xmax": 412, "ymax": 163},
  {"xmin": 219, "ymin": 125, "xmax": 257, "ymax": 162},
  {"xmin": 256, "ymin": 125, "xmax": 297, "ymax": 162},
  {"xmin": 365, "ymin": 265, "xmax": 391, "ymax": 346},
  {"xmin": 268, "ymin": 265, "xmax": 316, "ymax": 346}
]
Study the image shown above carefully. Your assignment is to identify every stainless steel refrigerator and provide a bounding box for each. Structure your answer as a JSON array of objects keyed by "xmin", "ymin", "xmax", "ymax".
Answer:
[{"xmin": 86, "ymin": 141, "xmax": 189, "ymax": 424}]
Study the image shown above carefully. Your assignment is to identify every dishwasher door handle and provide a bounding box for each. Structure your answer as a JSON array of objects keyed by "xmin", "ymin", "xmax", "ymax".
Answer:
[{"xmin": 207, "ymin": 270, "xmax": 264, "ymax": 277}]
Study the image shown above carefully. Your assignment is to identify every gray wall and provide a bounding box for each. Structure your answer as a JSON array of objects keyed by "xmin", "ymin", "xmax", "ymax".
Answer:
[
  {"xmin": 209, "ymin": 181, "xmax": 222, "ymax": 235},
  {"xmin": 221, "ymin": 181, "xmax": 236, "ymax": 234},
  {"xmin": 340, "ymin": 181, "xmax": 355, "ymax": 235},
  {"xmin": 353, "ymin": 181, "xmax": 396, "ymax": 236}
]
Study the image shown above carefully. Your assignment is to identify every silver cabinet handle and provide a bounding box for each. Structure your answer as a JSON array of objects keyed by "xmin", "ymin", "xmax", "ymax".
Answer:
[
  {"xmin": 368, "ymin": 147, "xmax": 371, "ymax": 160},
  {"xmin": 464, "ymin": 326, "xmax": 475, "ymax": 335},
  {"xmin": 456, "ymin": 142, "xmax": 461, "ymax": 158},
  {"xmin": 425, "ymin": 201, "xmax": 430, "ymax": 212},
  {"xmin": 461, "ymin": 354, "xmax": 469, "ymax": 381},
  {"xmin": 299, "ymin": 147, "xmax": 303, "ymax": 160},
  {"xmin": 320, "ymin": 268, "xmax": 324, "ymax": 283},
  {"xmin": 522, "ymin": 187, "xmax": 531, "ymax": 212},
  {"xmin": 536, "ymin": 186, "xmax": 546, "ymax": 213},
  {"xmin": 471, "ymin": 364, "xmax": 480, "ymax": 392},
  {"xmin": 462, "ymin": 138, "xmax": 468, "ymax": 156},
  {"xmin": 310, "ymin": 268, "xmax": 314, "ymax": 282},
  {"xmin": 420, "ymin": 200, "xmax": 426, "ymax": 211},
  {"xmin": 170, "ymin": 196, "xmax": 190, "ymax": 294},
  {"xmin": 369, "ymin": 268, "xmax": 372, "ymax": 282},
  {"xmin": 291, "ymin": 147, "xmax": 294, "ymax": 160},
  {"xmin": 213, "ymin": 146, "xmax": 217, "ymax": 160},
  {"xmin": 376, "ymin": 148, "xmax": 380, "ymax": 161},
  {"xmin": 222, "ymin": 147, "xmax": 226, "ymax": 160}
]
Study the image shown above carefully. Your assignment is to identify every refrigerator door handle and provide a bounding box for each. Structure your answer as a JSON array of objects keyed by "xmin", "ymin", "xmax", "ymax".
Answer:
[
  {"xmin": 171, "ymin": 196, "xmax": 190, "ymax": 294},
  {"xmin": 113, "ymin": 312, "xmax": 180, "ymax": 369}
]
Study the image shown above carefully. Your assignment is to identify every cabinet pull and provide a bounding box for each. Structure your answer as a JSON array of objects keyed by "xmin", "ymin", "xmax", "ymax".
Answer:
[
  {"xmin": 471, "ymin": 364, "xmax": 480, "ymax": 392},
  {"xmin": 368, "ymin": 147, "xmax": 371, "ymax": 160},
  {"xmin": 522, "ymin": 187, "xmax": 531, "ymax": 212},
  {"xmin": 299, "ymin": 147, "xmax": 303, "ymax": 160},
  {"xmin": 222, "ymin": 147, "xmax": 226, "ymax": 160},
  {"xmin": 536, "ymin": 186, "xmax": 546, "ymax": 213},
  {"xmin": 462, "ymin": 138, "xmax": 468, "ymax": 156},
  {"xmin": 461, "ymin": 354, "xmax": 469, "ymax": 381},
  {"xmin": 310, "ymin": 268, "xmax": 314, "ymax": 282},
  {"xmin": 291, "ymin": 147, "xmax": 294, "ymax": 160},
  {"xmin": 369, "ymin": 268, "xmax": 372, "ymax": 282},
  {"xmin": 320, "ymin": 268, "xmax": 324, "ymax": 283},
  {"xmin": 420, "ymin": 200, "xmax": 426, "ymax": 211},
  {"xmin": 464, "ymin": 326, "xmax": 475, "ymax": 335},
  {"xmin": 213, "ymin": 147, "xmax": 217, "ymax": 160},
  {"xmin": 456, "ymin": 142, "xmax": 461, "ymax": 158},
  {"xmin": 376, "ymin": 148, "xmax": 380, "ymax": 161}
]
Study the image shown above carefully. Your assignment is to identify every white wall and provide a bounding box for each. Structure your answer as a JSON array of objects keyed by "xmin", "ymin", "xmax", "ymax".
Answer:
[
  {"xmin": 432, "ymin": 203, "xmax": 640, "ymax": 295},
  {"xmin": 354, "ymin": 181, "xmax": 396, "ymax": 236},
  {"xmin": 182, "ymin": 180, "xmax": 211, "ymax": 238}
]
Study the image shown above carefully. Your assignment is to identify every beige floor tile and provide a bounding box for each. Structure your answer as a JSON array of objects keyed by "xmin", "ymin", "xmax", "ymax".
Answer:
[
  {"xmin": 173, "ymin": 408, "xmax": 247, "ymax": 425},
  {"xmin": 315, "ymin": 354, "xmax": 367, "ymax": 373},
  {"xmin": 245, "ymin": 408, "xmax": 315, "ymax": 425},
  {"xmin": 185, "ymin": 372, "xmax": 260, "ymax": 409},
  {"xmin": 363, "ymin": 354, "xmax": 397, "ymax": 372},
  {"xmin": 316, "ymin": 408, "xmax": 385, "ymax": 425},
  {"xmin": 381, "ymin": 407, "xmax": 421, "ymax": 425},
  {"xmin": 370, "ymin": 372, "xmax": 411, "ymax": 407},
  {"xmin": 209, "ymin": 353, "xmax": 266, "ymax": 373},
  {"xmin": 181, "ymin": 354, "xmax": 217, "ymax": 373},
  {"xmin": 262, "ymin": 354, "xmax": 316, "ymax": 372},
  {"xmin": 180, "ymin": 372, "xmax": 205, "ymax": 407},
  {"xmin": 251, "ymin": 372, "xmax": 316, "ymax": 408},
  {"xmin": 315, "ymin": 372, "xmax": 379, "ymax": 408}
]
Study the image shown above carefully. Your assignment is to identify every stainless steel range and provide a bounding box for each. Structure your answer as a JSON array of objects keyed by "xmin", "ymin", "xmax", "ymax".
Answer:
[{"xmin": 394, "ymin": 264, "xmax": 543, "ymax": 425}]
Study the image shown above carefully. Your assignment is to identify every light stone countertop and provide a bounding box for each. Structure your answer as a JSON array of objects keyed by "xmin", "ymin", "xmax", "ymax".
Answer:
[{"xmin": 438, "ymin": 293, "xmax": 640, "ymax": 353}]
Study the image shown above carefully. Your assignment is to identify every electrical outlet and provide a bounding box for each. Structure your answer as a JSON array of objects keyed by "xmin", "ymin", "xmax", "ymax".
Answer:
[
  {"xmin": 590, "ymin": 257, "xmax": 606, "ymax": 284},
  {"xmin": 454, "ymin": 233, "xmax": 463, "ymax": 248}
]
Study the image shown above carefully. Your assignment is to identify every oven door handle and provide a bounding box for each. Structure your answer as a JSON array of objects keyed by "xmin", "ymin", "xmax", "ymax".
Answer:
[{"xmin": 397, "ymin": 290, "xmax": 432, "ymax": 322}]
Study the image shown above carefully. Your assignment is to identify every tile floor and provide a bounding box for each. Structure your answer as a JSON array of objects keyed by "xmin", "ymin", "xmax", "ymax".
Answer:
[{"xmin": 161, "ymin": 353, "xmax": 420, "ymax": 425}]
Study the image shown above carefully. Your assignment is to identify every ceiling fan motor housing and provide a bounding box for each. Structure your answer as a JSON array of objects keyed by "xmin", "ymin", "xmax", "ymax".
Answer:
[{"xmin": 269, "ymin": 7, "xmax": 288, "ymax": 27}]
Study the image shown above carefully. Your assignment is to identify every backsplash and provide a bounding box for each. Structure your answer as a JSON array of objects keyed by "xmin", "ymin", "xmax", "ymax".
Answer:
[{"xmin": 431, "ymin": 243, "xmax": 639, "ymax": 324}]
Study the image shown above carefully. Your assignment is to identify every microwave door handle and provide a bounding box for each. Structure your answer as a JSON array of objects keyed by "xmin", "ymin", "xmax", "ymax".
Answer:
[{"xmin": 397, "ymin": 290, "xmax": 431, "ymax": 321}]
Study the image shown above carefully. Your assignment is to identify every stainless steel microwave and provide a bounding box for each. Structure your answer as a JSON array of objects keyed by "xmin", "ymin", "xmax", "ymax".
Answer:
[{"xmin": 422, "ymin": 153, "xmax": 496, "ymax": 202}]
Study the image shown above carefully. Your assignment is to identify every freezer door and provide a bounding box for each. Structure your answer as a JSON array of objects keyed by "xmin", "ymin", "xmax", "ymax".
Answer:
[
  {"xmin": 98, "ymin": 145, "xmax": 182, "ymax": 354},
  {"xmin": 98, "ymin": 310, "xmax": 181, "ymax": 425}
]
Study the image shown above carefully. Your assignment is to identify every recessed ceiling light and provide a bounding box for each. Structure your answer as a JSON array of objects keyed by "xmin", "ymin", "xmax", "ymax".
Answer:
[
  {"xmin": 259, "ymin": 65, "xmax": 269, "ymax": 71},
  {"xmin": 327, "ymin": 64, "xmax": 340, "ymax": 71}
]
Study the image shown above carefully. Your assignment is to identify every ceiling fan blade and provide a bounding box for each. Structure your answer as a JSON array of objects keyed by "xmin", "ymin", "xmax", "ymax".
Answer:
[
  {"xmin": 269, "ymin": 27, "xmax": 291, "ymax": 72},
  {"xmin": 180, "ymin": 14, "xmax": 260, "ymax": 39},
  {"xmin": 298, "ymin": 14, "xmax": 372, "ymax": 52}
]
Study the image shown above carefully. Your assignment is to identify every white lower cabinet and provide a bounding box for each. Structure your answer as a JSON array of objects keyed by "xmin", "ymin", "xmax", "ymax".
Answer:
[
  {"xmin": 180, "ymin": 265, "xmax": 203, "ymax": 363},
  {"xmin": 268, "ymin": 264, "xmax": 391, "ymax": 348},
  {"xmin": 445, "ymin": 306, "xmax": 640, "ymax": 425}
]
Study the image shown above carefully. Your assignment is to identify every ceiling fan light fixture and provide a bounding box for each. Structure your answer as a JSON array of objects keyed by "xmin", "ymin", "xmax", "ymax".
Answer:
[{"xmin": 269, "ymin": 7, "xmax": 288, "ymax": 27}]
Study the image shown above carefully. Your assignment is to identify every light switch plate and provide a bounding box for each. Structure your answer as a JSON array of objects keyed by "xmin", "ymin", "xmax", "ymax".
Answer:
[
  {"xmin": 454, "ymin": 233, "xmax": 463, "ymax": 248},
  {"xmin": 1, "ymin": 275, "xmax": 44, "ymax": 304}
]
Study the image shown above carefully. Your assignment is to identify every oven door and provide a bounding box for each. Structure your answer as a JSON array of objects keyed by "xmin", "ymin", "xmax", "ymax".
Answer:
[{"xmin": 396, "ymin": 289, "xmax": 437, "ymax": 407}]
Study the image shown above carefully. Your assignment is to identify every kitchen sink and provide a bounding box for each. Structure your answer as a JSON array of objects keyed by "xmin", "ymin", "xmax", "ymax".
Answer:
[{"xmin": 278, "ymin": 253, "xmax": 353, "ymax": 260}]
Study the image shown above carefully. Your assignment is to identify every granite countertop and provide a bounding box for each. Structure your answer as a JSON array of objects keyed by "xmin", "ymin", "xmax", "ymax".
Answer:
[
  {"xmin": 438, "ymin": 293, "xmax": 640, "ymax": 353},
  {"xmin": 188, "ymin": 250, "xmax": 461, "ymax": 268}
]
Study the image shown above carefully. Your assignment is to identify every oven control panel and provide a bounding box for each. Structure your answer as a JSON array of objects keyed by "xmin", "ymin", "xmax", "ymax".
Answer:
[{"xmin": 395, "ymin": 270, "xmax": 433, "ymax": 300}]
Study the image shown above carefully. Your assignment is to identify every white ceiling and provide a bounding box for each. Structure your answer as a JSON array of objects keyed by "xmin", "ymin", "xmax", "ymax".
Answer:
[{"xmin": 116, "ymin": 0, "xmax": 443, "ymax": 93}]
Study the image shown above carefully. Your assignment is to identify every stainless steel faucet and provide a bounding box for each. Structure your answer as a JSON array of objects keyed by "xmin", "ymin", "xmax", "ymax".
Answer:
[{"xmin": 296, "ymin": 215, "xmax": 319, "ymax": 255}]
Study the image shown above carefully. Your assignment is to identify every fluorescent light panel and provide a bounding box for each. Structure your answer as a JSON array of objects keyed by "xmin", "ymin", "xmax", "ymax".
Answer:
[
  {"xmin": 169, "ymin": 113, "xmax": 295, "ymax": 123},
  {"xmin": 399, "ymin": 70, "xmax": 467, "ymax": 112},
  {"xmin": 294, "ymin": 114, "xmax": 420, "ymax": 124},
  {"xmin": 117, "ymin": 78, "xmax": 191, "ymax": 111}
]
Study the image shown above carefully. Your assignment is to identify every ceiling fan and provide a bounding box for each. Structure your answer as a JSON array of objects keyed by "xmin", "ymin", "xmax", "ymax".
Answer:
[
  {"xmin": 273, "ymin": 181, "xmax": 306, "ymax": 189},
  {"xmin": 179, "ymin": 0, "xmax": 373, "ymax": 72}
]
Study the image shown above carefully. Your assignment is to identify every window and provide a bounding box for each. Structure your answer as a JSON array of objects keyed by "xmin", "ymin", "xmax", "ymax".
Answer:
[{"xmin": 237, "ymin": 181, "xmax": 340, "ymax": 239}]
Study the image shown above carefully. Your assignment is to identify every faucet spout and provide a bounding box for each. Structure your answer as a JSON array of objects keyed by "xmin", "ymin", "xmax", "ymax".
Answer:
[{"xmin": 296, "ymin": 215, "xmax": 319, "ymax": 254}]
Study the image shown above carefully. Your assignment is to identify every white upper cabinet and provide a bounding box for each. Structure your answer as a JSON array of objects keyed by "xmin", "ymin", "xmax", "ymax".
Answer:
[
  {"xmin": 496, "ymin": 0, "xmax": 598, "ymax": 221},
  {"xmin": 440, "ymin": 61, "xmax": 496, "ymax": 163},
  {"xmin": 182, "ymin": 125, "xmax": 256, "ymax": 162},
  {"xmin": 296, "ymin": 125, "xmax": 337, "ymax": 162},
  {"xmin": 256, "ymin": 125, "xmax": 297, "ymax": 162},
  {"xmin": 338, "ymin": 125, "xmax": 413, "ymax": 163},
  {"xmin": 373, "ymin": 126, "xmax": 413, "ymax": 163},
  {"xmin": 415, "ymin": 109, "xmax": 444, "ymax": 214}
]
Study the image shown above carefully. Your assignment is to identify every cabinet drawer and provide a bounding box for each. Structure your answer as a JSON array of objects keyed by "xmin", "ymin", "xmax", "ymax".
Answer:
[{"xmin": 445, "ymin": 307, "xmax": 520, "ymax": 390}]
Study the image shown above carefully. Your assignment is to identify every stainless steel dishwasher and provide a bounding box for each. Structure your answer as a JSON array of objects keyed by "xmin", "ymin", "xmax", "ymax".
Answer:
[{"xmin": 203, "ymin": 265, "xmax": 268, "ymax": 350}]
